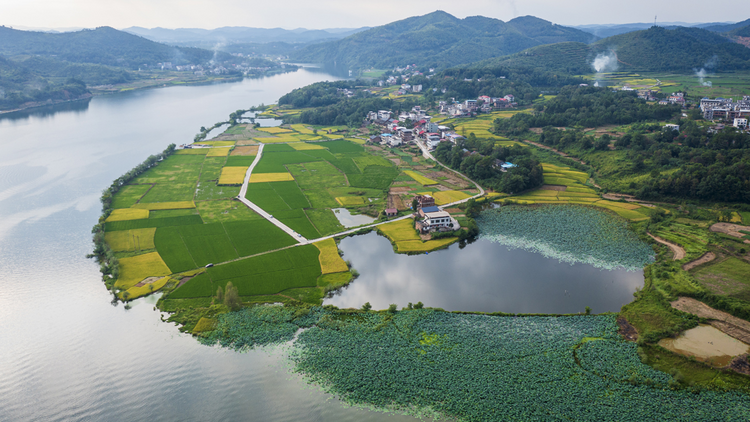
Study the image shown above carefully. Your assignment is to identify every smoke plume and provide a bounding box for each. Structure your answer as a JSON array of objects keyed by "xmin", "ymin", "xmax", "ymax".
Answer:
[
  {"xmin": 592, "ymin": 51, "xmax": 618, "ymax": 73},
  {"xmin": 694, "ymin": 55, "xmax": 718, "ymax": 87}
]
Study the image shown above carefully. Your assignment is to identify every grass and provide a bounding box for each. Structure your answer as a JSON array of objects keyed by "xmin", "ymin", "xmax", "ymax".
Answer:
[
  {"xmin": 131, "ymin": 201, "xmax": 195, "ymax": 210},
  {"xmin": 694, "ymin": 257, "xmax": 750, "ymax": 300},
  {"xmin": 194, "ymin": 183, "xmax": 240, "ymax": 201},
  {"xmin": 196, "ymin": 200, "xmax": 261, "ymax": 223},
  {"xmin": 105, "ymin": 208, "xmax": 149, "ymax": 222},
  {"xmin": 314, "ymin": 238, "xmax": 349, "ymax": 274},
  {"xmin": 111, "ymin": 185, "xmax": 151, "ymax": 209},
  {"xmin": 115, "ymin": 252, "xmax": 172, "ymax": 289},
  {"xmin": 206, "ymin": 148, "xmax": 231, "ymax": 157},
  {"xmin": 335, "ymin": 196, "xmax": 365, "ymax": 206},
  {"xmin": 305, "ymin": 208, "xmax": 344, "ymax": 236},
  {"xmin": 169, "ymin": 245, "xmax": 321, "ymax": 298},
  {"xmin": 403, "ymin": 170, "xmax": 438, "ymax": 186},
  {"xmin": 248, "ymin": 172, "xmax": 295, "ymax": 183},
  {"xmin": 105, "ymin": 228, "xmax": 156, "ymax": 252},
  {"xmin": 218, "ymin": 167, "xmax": 248, "ymax": 185},
  {"xmin": 377, "ymin": 219, "xmax": 458, "ymax": 253}
]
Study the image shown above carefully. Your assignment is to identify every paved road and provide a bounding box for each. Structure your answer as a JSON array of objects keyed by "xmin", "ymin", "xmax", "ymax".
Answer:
[
  {"xmin": 414, "ymin": 138, "xmax": 486, "ymax": 208},
  {"xmin": 236, "ymin": 143, "xmax": 309, "ymax": 244}
]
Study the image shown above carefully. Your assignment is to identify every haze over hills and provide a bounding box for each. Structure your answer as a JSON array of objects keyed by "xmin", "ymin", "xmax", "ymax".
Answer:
[
  {"xmin": 573, "ymin": 21, "xmax": 739, "ymax": 38},
  {"xmin": 122, "ymin": 26, "xmax": 369, "ymax": 46},
  {"xmin": 287, "ymin": 11, "xmax": 597, "ymax": 71},
  {"xmin": 474, "ymin": 26, "xmax": 750, "ymax": 75}
]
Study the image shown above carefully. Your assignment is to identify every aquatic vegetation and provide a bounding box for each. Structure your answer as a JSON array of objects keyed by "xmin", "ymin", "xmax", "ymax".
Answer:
[
  {"xmin": 476, "ymin": 205, "xmax": 654, "ymax": 270},
  {"xmin": 289, "ymin": 311, "xmax": 750, "ymax": 421}
]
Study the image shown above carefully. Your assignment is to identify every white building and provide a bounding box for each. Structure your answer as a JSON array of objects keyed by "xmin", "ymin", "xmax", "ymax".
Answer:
[
  {"xmin": 735, "ymin": 118, "xmax": 748, "ymax": 129},
  {"xmin": 422, "ymin": 211, "xmax": 456, "ymax": 231}
]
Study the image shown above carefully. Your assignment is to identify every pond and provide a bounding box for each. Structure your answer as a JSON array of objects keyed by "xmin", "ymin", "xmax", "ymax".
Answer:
[
  {"xmin": 325, "ymin": 232, "xmax": 644, "ymax": 314},
  {"xmin": 332, "ymin": 208, "xmax": 376, "ymax": 228},
  {"xmin": 659, "ymin": 324, "xmax": 750, "ymax": 367}
]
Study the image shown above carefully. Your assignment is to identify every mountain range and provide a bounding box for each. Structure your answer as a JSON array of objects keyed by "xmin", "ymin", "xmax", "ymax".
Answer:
[
  {"xmin": 122, "ymin": 26, "xmax": 369, "ymax": 46},
  {"xmin": 287, "ymin": 11, "xmax": 597, "ymax": 70}
]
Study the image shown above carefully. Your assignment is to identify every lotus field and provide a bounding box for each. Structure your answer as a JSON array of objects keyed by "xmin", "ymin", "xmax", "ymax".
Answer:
[
  {"xmin": 200, "ymin": 307, "xmax": 750, "ymax": 421},
  {"xmin": 476, "ymin": 205, "xmax": 654, "ymax": 270}
]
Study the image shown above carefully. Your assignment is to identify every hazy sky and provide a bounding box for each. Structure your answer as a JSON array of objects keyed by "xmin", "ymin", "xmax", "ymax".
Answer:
[{"xmin": 2, "ymin": 0, "xmax": 745, "ymax": 30}]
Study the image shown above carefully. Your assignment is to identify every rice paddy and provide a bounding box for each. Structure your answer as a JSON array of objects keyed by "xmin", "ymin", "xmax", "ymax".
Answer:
[
  {"xmin": 115, "ymin": 251, "xmax": 172, "ymax": 289},
  {"xmin": 248, "ymin": 172, "xmax": 295, "ymax": 183},
  {"xmin": 314, "ymin": 239, "xmax": 349, "ymax": 274},
  {"xmin": 377, "ymin": 219, "xmax": 458, "ymax": 253},
  {"xmin": 290, "ymin": 142, "xmax": 325, "ymax": 150},
  {"xmin": 105, "ymin": 208, "xmax": 149, "ymax": 222},
  {"xmin": 104, "ymin": 228, "xmax": 156, "ymax": 252},
  {"xmin": 419, "ymin": 190, "xmax": 472, "ymax": 205},
  {"xmin": 477, "ymin": 205, "xmax": 654, "ymax": 270},
  {"xmin": 131, "ymin": 201, "xmax": 195, "ymax": 210},
  {"xmin": 206, "ymin": 147, "xmax": 231, "ymax": 157},
  {"xmin": 403, "ymin": 170, "xmax": 437, "ymax": 186},
  {"xmin": 218, "ymin": 167, "xmax": 248, "ymax": 185}
]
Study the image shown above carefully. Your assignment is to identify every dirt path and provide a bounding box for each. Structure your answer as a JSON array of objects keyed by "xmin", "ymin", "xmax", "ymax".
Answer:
[
  {"xmin": 648, "ymin": 233, "xmax": 686, "ymax": 260},
  {"xmin": 683, "ymin": 252, "xmax": 716, "ymax": 271},
  {"xmin": 671, "ymin": 297, "xmax": 750, "ymax": 345},
  {"xmin": 710, "ymin": 222, "xmax": 750, "ymax": 244}
]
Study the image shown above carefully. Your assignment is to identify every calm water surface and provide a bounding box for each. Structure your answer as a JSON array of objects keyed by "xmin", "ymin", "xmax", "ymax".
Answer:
[
  {"xmin": 327, "ymin": 233, "xmax": 643, "ymax": 313},
  {"xmin": 0, "ymin": 70, "xmax": 418, "ymax": 422}
]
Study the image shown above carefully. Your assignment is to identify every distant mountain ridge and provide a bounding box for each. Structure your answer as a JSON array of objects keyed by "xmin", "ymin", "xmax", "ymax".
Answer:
[
  {"xmin": 0, "ymin": 26, "xmax": 230, "ymax": 69},
  {"xmin": 471, "ymin": 26, "xmax": 750, "ymax": 74},
  {"xmin": 122, "ymin": 26, "xmax": 369, "ymax": 45},
  {"xmin": 287, "ymin": 11, "xmax": 597, "ymax": 70}
]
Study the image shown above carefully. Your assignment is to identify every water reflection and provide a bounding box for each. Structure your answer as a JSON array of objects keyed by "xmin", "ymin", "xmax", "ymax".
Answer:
[
  {"xmin": 0, "ymin": 97, "xmax": 92, "ymax": 122},
  {"xmin": 332, "ymin": 208, "xmax": 376, "ymax": 228},
  {"xmin": 326, "ymin": 232, "xmax": 644, "ymax": 314}
]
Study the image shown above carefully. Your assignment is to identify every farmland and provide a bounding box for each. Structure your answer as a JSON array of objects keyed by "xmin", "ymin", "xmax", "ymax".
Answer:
[{"xmin": 377, "ymin": 219, "xmax": 458, "ymax": 253}]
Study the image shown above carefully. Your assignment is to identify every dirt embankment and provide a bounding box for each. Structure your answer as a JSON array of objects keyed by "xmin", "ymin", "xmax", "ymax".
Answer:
[
  {"xmin": 602, "ymin": 193, "xmax": 655, "ymax": 208},
  {"xmin": 710, "ymin": 223, "xmax": 750, "ymax": 244},
  {"xmin": 617, "ymin": 317, "xmax": 638, "ymax": 341},
  {"xmin": 648, "ymin": 233, "xmax": 686, "ymax": 260},
  {"xmin": 683, "ymin": 252, "xmax": 716, "ymax": 271},
  {"xmin": 671, "ymin": 297, "xmax": 750, "ymax": 345}
]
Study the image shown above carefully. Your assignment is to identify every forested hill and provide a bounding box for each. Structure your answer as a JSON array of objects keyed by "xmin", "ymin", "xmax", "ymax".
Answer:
[
  {"xmin": 0, "ymin": 26, "xmax": 230, "ymax": 69},
  {"xmin": 287, "ymin": 11, "xmax": 596, "ymax": 70},
  {"xmin": 475, "ymin": 26, "xmax": 750, "ymax": 74}
]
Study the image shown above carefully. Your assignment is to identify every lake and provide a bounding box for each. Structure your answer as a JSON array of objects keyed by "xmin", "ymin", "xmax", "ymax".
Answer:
[{"xmin": 0, "ymin": 68, "xmax": 642, "ymax": 421}]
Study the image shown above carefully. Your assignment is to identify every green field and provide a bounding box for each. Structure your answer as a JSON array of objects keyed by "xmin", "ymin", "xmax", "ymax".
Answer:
[
  {"xmin": 105, "ymin": 215, "xmax": 204, "ymax": 232},
  {"xmin": 111, "ymin": 185, "xmax": 151, "ymax": 209},
  {"xmin": 169, "ymin": 245, "xmax": 321, "ymax": 298}
]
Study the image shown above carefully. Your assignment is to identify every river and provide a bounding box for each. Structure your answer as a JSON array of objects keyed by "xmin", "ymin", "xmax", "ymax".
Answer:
[
  {"xmin": 0, "ymin": 69, "xmax": 418, "ymax": 422},
  {"xmin": 0, "ymin": 68, "xmax": 644, "ymax": 421}
]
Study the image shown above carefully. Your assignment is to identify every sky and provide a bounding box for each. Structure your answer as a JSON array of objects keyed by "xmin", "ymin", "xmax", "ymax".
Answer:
[{"xmin": 1, "ymin": 0, "xmax": 745, "ymax": 30}]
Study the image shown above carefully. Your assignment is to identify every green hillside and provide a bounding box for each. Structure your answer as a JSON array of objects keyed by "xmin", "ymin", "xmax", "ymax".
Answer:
[
  {"xmin": 288, "ymin": 12, "xmax": 596, "ymax": 70},
  {"xmin": 475, "ymin": 26, "xmax": 750, "ymax": 74},
  {"xmin": 0, "ymin": 26, "xmax": 229, "ymax": 69}
]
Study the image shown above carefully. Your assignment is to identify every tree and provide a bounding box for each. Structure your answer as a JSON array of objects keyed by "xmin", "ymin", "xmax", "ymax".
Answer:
[
  {"xmin": 215, "ymin": 286, "xmax": 224, "ymax": 302},
  {"xmin": 223, "ymin": 282, "xmax": 241, "ymax": 311},
  {"xmin": 361, "ymin": 302, "xmax": 372, "ymax": 311},
  {"xmin": 388, "ymin": 303, "xmax": 398, "ymax": 313},
  {"xmin": 411, "ymin": 197, "xmax": 419, "ymax": 211}
]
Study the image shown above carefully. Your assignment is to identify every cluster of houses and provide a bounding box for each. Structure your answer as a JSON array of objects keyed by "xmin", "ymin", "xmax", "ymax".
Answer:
[
  {"xmin": 657, "ymin": 92, "xmax": 688, "ymax": 106},
  {"xmin": 412, "ymin": 195, "xmax": 459, "ymax": 233},
  {"xmin": 700, "ymin": 96, "xmax": 750, "ymax": 128},
  {"xmin": 439, "ymin": 95, "xmax": 516, "ymax": 118},
  {"xmin": 366, "ymin": 107, "xmax": 464, "ymax": 150}
]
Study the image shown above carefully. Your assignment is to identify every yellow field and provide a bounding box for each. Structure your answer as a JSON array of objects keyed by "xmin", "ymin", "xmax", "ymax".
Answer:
[
  {"xmin": 132, "ymin": 201, "xmax": 195, "ymax": 210},
  {"xmin": 248, "ymin": 172, "xmax": 294, "ymax": 183},
  {"xmin": 253, "ymin": 133, "xmax": 304, "ymax": 143},
  {"xmin": 431, "ymin": 190, "xmax": 472, "ymax": 205},
  {"xmin": 206, "ymin": 147, "xmax": 230, "ymax": 157},
  {"xmin": 377, "ymin": 219, "xmax": 459, "ymax": 252},
  {"xmin": 175, "ymin": 149, "xmax": 209, "ymax": 155},
  {"xmin": 105, "ymin": 228, "xmax": 157, "ymax": 252},
  {"xmin": 194, "ymin": 141, "xmax": 235, "ymax": 147},
  {"xmin": 218, "ymin": 166, "xmax": 249, "ymax": 185},
  {"xmin": 347, "ymin": 137, "xmax": 367, "ymax": 145},
  {"xmin": 105, "ymin": 208, "xmax": 150, "ymax": 222},
  {"xmin": 120, "ymin": 276, "xmax": 170, "ymax": 300},
  {"xmin": 335, "ymin": 196, "xmax": 365, "ymax": 206},
  {"xmin": 290, "ymin": 142, "xmax": 325, "ymax": 150},
  {"xmin": 257, "ymin": 126, "xmax": 293, "ymax": 134},
  {"xmin": 403, "ymin": 170, "xmax": 438, "ymax": 185},
  {"xmin": 290, "ymin": 124, "xmax": 315, "ymax": 134},
  {"xmin": 115, "ymin": 252, "xmax": 171, "ymax": 289},
  {"xmin": 314, "ymin": 238, "xmax": 349, "ymax": 274}
]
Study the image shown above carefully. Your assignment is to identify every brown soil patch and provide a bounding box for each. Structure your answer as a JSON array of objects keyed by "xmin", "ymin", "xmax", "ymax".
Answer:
[
  {"xmin": 419, "ymin": 233, "xmax": 432, "ymax": 241},
  {"xmin": 616, "ymin": 316, "xmax": 638, "ymax": 341},
  {"xmin": 710, "ymin": 223, "xmax": 750, "ymax": 244},
  {"xmin": 135, "ymin": 276, "xmax": 161, "ymax": 288},
  {"xmin": 671, "ymin": 297, "xmax": 750, "ymax": 345},
  {"xmin": 683, "ymin": 252, "xmax": 716, "ymax": 271},
  {"xmin": 444, "ymin": 208, "xmax": 462, "ymax": 213},
  {"xmin": 529, "ymin": 128, "xmax": 543, "ymax": 134},
  {"xmin": 176, "ymin": 276, "xmax": 194, "ymax": 288},
  {"xmin": 541, "ymin": 184, "xmax": 567, "ymax": 191},
  {"xmin": 390, "ymin": 187, "xmax": 412, "ymax": 194},
  {"xmin": 389, "ymin": 158, "xmax": 401, "ymax": 165},
  {"xmin": 729, "ymin": 355, "xmax": 750, "ymax": 375},
  {"xmin": 236, "ymin": 139, "xmax": 259, "ymax": 146},
  {"xmin": 429, "ymin": 170, "xmax": 469, "ymax": 188},
  {"xmin": 231, "ymin": 146, "xmax": 259, "ymax": 156},
  {"xmin": 391, "ymin": 194, "xmax": 406, "ymax": 210},
  {"xmin": 648, "ymin": 233, "xmax": 686, "ymax": 260}
]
